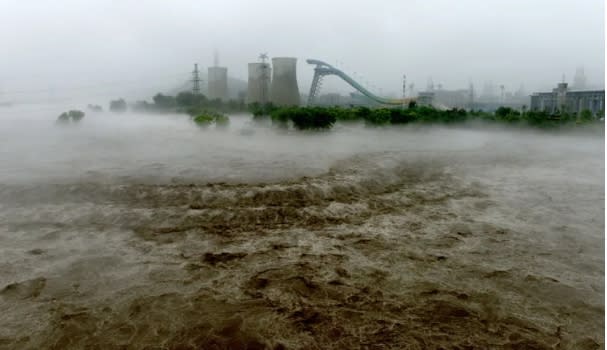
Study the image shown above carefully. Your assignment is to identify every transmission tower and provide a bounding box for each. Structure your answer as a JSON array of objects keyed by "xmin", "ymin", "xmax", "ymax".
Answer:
[
  {"xmin": 402, "ymin": 74, "xmax": 407, "ymax": 109},
  {"xmin": 468, "ymin": 82, "xmax": 475, "ymax": 110},
  {"xmin": 192, "ymin": 63, "xmax": 202, "ymax": 95},
  {"xmin": 259, "ymin": 53, "xmax": 269, "ymax": 107}
]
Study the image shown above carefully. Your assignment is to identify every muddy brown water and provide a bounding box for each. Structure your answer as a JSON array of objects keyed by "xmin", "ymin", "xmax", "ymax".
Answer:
[{"xmin": 0, "ymin": 109, "xmax": 604, "ymax": 349}]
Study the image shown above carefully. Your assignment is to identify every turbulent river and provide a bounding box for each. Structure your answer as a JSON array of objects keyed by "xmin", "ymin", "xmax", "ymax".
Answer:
[{"xmin": 0, "ymin": 106, "xmax": 604, "ymax": 349}]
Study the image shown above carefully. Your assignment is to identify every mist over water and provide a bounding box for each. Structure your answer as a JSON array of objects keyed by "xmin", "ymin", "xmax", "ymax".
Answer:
[
  {"xmin": 0, "ymin": 105, "xmax": 604, "ymax": 349},
  {"xmin": 0, "ymin": 106, "xmax": 496, "ymax": 184}
]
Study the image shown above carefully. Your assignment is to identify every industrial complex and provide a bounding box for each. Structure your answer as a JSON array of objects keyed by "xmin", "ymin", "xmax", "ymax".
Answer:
[
  {"xmin": 205, "ymin": 52, "xmax": 229, "ymax": 101},
  {"xmin": 530, "ymin": 82, "xmax": 604, "ymax": 116},
  {"xmin": 190, "ymin": 55, "xmax": 604, "ymax": 116}
]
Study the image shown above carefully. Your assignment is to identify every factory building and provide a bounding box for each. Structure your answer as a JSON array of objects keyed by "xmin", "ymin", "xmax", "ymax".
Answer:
[
  {"xmin": 270, "ymin": 57, "xmax": 300, "ymax": 106},
  {"xmin": 416, "ymin": 92, "xmax": 435, "ymax": 107},
  {"xmin": 207, "ymin": 66, "xmax": 228, "ymax": 101},
  {"xmin": 247, "ymin": 62, "xmax": 271, "ymax": 105},
  {"xmin": 530, "ymin": 82, "xmax": 604, "ymax": 116},
  {"xmin": 415, "ymin": 89, "xmax": 471, "ymax": 109}
]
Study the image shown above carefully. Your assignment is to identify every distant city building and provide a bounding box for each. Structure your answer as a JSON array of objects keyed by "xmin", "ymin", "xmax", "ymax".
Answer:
[
  {"xmin": 208, "ymin": 66, "xmax": 228, "ymax": 101},
  {"xmin": 417, "ymin": 92, "xmax": 434, "ymax": 107},
  {"xmin": 434, "ymin": 89, "xmax": 470, "ymax": 109},
  {"xmin": 530, "ymin": 82, "xmax": 604, "ymax": 115},
  {"xmin": 316, "ymin": 93, "xmax": 344, "ymax": 106},
  {"xmin": 415, "ymin": 88, "xmax": 470, "ymax": 109},
  {"xmin": 418, "ymin": 84, "xmax": 527, "ymax": 111},
  {"xmin": 573, "ymin": 67, "xmax": 587, "ymax": 90},
  {"xmin": 480, "ymin": 81, "xmax": 497, "ymax": 100}
]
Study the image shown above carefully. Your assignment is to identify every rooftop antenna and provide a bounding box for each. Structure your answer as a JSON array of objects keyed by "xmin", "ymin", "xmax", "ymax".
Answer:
[
  {"xmin": 214, "ymin": 49, "xmax": 219, "ymax": 67},
  {"xmin": 192, "ymin": 63, "xmax": 202, "ymax": 95}
]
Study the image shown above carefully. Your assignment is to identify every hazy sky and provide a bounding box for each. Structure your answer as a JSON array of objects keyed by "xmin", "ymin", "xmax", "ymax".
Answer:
[{"xmin": 1, "ymin": 0, "xmax": 604, "ymax": 101}]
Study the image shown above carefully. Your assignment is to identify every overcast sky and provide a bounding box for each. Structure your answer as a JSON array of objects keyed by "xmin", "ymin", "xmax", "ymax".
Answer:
[{"xmin": 1, "ymin": 0, "xmax": 604, "ymax": 101}]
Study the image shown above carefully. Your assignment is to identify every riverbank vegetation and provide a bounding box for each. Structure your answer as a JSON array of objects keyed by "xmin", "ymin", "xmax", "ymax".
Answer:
[
  {"xmin": 256, "ymin": 104, "xmax": 603, "ymax": 130},
  {"xmin": 102, "ymin": 92, "xmax": 602, "ymax": 132},
  {"xmin": 131, "ymin": 92, "xmax": 246, "ymax": 115}
]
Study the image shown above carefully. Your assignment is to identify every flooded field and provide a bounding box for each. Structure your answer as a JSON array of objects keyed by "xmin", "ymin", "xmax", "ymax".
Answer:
[{"xmin": 0, "ymin": 107, "xmax": 604, "ymax": 349}]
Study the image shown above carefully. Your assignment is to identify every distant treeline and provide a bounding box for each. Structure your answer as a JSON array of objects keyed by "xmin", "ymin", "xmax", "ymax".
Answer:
[
  {"xmin": 128, "ymin": 92, "xmax": 246, "ymax": 115},
  {"xmin": 103, "ymin": 93, "xmax": 602, "ymax": 131},
  {"xmin": 251, "ymin": 103, "xmax": 603, "ymax": 130}
]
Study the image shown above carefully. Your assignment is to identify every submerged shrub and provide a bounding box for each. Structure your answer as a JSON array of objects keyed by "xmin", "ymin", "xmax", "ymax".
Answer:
[
  {"xmin": 193, "ymin": 114, "xmax": 214, "ymax": 126},
  {"xmin": 192, "ymin": 111, "xmax": 229, "ymax": 128},
  {"xmin": 87, "ymin": 104, "xmax": 103, "ymax": 112},
  {"xmin": 215, "ymin": 114, "xmax": 230, "ymax": 128},
  {"xmin": 68, "ymin": 110, "xmax": 85, "ymax": 122},
  {"xmin": 270, "ymin": 108, "xmax": 292, "ymax": 128},
  {"xmin": 56, "ymin": 110, "xmax": 85, "ymax": 124},
  {"xmin": 109, "ymin": 99, "xmax": 127, "ymax": 113},
  {"xmin": 56, "ymin": 112, "xmax": 71, "ymax": 124}
]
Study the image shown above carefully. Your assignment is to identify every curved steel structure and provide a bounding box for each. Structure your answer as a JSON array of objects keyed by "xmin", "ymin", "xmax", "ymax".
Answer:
[{"xmin": 306, "ymin": 59, "xmax": 415, "ymax": 106}]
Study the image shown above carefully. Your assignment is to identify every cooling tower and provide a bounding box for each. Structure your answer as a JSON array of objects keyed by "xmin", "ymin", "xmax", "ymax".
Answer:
[
  {"xmin": 208, "ymin": 67, "xmax": 228, "ymax": 101},
  {"xmin": 247, "ymin": 63, "xmax": 272, "ymax": 105},
  {"xmin": 270, "ymin": 57, "xmax": 300, "ymax": 106}
]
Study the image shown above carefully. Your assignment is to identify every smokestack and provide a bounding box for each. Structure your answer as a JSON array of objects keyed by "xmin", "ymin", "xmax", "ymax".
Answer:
[
  {"xmin": 247, "ymin": 62, "xmax": 271, "ymax": 105},
  {"xmin": 208, "ymin": 67, "xmax": 228, "ymax": 101},
  {"xmin": 270, "ymin": 57, "xmax": 300, "ymax": 106}
]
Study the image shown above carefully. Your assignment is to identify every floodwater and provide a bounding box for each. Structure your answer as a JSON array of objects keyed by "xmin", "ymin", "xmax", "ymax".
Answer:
[{"xmin": 0, "ymin": 106, "xmax": 604, "ymax": 349}]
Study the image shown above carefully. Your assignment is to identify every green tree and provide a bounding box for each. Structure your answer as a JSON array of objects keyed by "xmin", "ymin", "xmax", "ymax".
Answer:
[
  {"xmin": 578, "ymin": 109, "xmax": 594, "ymax": 123},
  {"xmin": 365, "ymin": 109, "xmax": 391, "ymax": 125},
  {"xmin": 109, "ymin": 99, "xmax": 127, "ymax": 113},
  {"xmin": 68, "ymin": 110, "xmax": 85, "ymax": 122},
  {"xmin": 152, "ymin": 93, "xmax": 176, "ymax": 110},
  {"xmin": 56, "ymin": 110, "xmax": 85, "ymax": 123},
  {"xmin": 87, "ymin": 104, "xmax": 102, "ymax": 112},
  {"xmin": 56, "ymin": 112, "xmax": 70, "ymax": 123},
  {"xmin": 176, "ymin": 91, "xmax": 207, "ymax": 107},
  {"xmin": 524, "ymin": 110, "xmax": 550, "ymax": 126}
]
